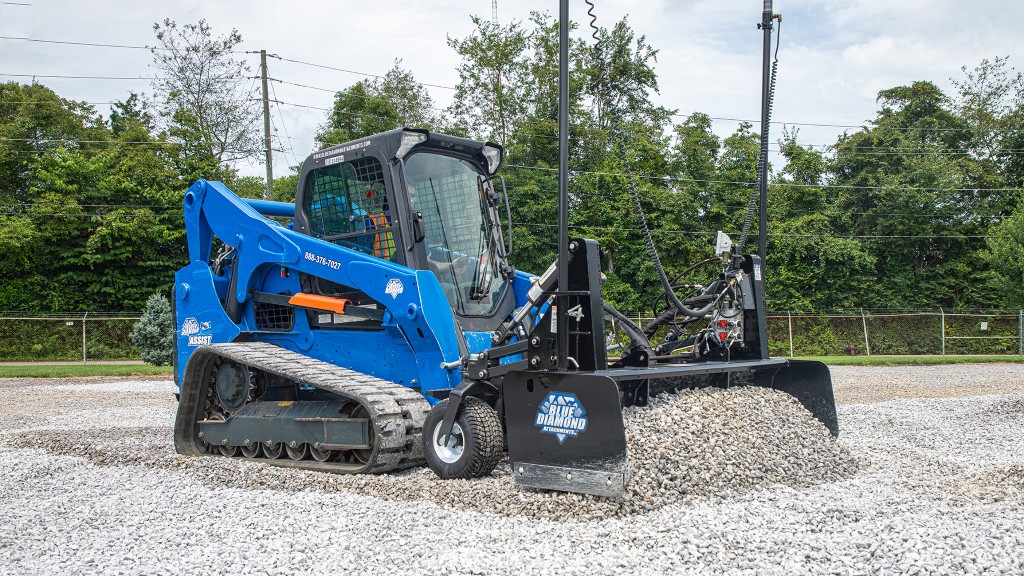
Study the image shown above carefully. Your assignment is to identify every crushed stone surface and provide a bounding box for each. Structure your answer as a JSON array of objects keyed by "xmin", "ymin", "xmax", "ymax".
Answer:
[
  {"xmin": 1, "ymin": 364, "xmax": 1022, "ymax": 575},
  {"xmin": 2, "ymin": 386, "xmax": 857, "ymax": 520}
]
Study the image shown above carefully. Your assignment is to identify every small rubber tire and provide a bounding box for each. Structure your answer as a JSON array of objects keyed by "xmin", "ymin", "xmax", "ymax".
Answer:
[{"xmin": 424, "ymin": 397, "xmax": 503, "ymax": 479}]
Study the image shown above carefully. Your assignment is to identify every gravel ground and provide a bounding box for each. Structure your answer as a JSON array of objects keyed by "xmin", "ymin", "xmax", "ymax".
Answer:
[{"xmin": 0, "ymin": 365, "xmax": 1022, "ymax": 574}]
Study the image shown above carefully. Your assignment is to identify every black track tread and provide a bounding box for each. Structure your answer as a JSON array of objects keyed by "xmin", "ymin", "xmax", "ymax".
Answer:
[
  {"xmin": 174, "ymin": 342, "xmax": 429, "ymax": 474},
  {"xmin": 456, "ymin": 397, "xmax": 504, "ymax": 479}
]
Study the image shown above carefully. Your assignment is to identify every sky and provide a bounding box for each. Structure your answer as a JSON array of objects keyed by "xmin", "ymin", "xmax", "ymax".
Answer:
[{"xmin": 1, "ymin": 0, "xmax": 1022, "ymax": 178}]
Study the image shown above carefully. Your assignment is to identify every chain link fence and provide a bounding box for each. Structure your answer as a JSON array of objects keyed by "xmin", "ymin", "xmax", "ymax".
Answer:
[
  {"xmin": 2, "ymin": 309, "xmax": 1023, "ymax": 362},
  {"xmin": 629, "ymin": 309, "xmax": 1024, "ymax": 357},
  {"xmin": 0, "ymin": 313, "xmax": 141, "ymax": 363},
  {"xmin": 764, "ymin": 310, "xmax": 1024, "ymax": 357}
]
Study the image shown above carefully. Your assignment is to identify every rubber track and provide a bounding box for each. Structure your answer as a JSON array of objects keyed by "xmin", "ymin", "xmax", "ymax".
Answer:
[{"xmin": 174, "ymin": 342, "xmax": 430, "ymax": 474}]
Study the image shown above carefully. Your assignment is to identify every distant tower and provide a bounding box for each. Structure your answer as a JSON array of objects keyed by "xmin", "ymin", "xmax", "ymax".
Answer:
[{"xmin": 492, "ymin": 0, "xmax": 498, "ymax": 24}]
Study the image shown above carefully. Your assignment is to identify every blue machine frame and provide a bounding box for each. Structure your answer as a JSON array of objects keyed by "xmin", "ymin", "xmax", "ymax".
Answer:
[{"xmin": 173, "ymin": 179, "xmax": 530, "ymax": 402}]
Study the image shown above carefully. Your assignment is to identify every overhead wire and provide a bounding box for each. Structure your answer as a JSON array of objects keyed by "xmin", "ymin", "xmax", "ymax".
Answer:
[
  {"xmin": 0, "ymin": 35, "xmax": 1003, "ymax": 135},
  {"xmin": 0, "ymin": 73, "xmax": 158, "ymax": 80},
  {"xmin": 511, "ymin": 221, "xmax": 995, "ymax": 239},
  {"xmin": 268, "ymin": 80, "xmax": 302, "ymax": 167},
  {"xmin": 266, "ymin": 54, "xmax": 457, "ymax": 91},
  {"xmin": 500, "ymin": 163, "xmax": 1024, "ymax": 193},
  {"xmin": 0, "ymin": 35, "xmax": 170, "ymax": 51}
]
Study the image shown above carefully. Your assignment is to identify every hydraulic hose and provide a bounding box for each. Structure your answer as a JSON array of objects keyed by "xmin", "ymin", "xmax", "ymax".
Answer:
[
  {"xmin": 737, "ymin": 20, "xmax": 781, "ymax": 253},
  {"xmin": 586, "ymin": 2, "xmax": 722, "ymax": 320},
  {"xmin": 603, "ymin": 302, "xmax": 652, "ymax": 352}
]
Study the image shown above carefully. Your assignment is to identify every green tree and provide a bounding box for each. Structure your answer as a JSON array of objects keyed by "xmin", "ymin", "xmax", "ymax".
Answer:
[
  {"xmin": 316, "ymin": 63, "xmax": 438, "ymax": 148},
  {"xmin": 109, "ymin": 92, "xmax": 155, "ymax": 136},
  {"xmin": 131, "ymin": 292, "xmax": 175, "ymax": 365},
  {"xmin": 0, "ymin": 82, "xmax": 107, "ymax": 204},
  {"xmin": 447, "ymin": 15, "xmax": 532, "ymax": 144},
  {"xmin": 830, "ymin": 81, "xmax": 983, "ymax": 307},
  {"xmin": 768, "ymin": 137, "xmax": 877, "ymax": 310},
  {"xmin": 150, "ymin": 19, "xmax": 261, "ymax": 182},
  {"xmin": 986, "ymin": 202, "xmax": 1024, "ymax": 307}
]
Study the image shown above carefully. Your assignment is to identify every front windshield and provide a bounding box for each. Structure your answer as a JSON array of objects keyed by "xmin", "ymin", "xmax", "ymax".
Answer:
[{"xmin": 405, "ymin": 153, "xmax": 507, "ymax": 317}]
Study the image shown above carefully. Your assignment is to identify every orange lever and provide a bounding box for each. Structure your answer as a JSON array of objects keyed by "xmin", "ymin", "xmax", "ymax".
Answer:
[{"xmin": 288, "ymin": 293, "xmax": 350, "ymax": 314}]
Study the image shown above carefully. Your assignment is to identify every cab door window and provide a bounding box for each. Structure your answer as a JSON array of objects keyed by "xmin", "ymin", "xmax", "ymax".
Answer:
[{"xmin": 303, "ymin": 156, "xmax": 396, "ymax": 262}]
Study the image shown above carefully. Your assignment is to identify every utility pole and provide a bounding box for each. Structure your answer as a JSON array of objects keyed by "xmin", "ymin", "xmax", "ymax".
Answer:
[{"xmin": 260, "ymin": 49, "xmax": 274, "ymax": 202}]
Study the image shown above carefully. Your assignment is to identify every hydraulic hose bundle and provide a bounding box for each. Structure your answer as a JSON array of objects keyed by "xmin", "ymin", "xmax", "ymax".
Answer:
[{"xmin": 585, "ymin": 0, "xmax": 781, "ymax": 356}]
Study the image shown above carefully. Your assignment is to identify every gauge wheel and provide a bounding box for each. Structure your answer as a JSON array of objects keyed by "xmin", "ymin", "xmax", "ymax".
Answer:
[{"xmin": 423, "ymin": 397, "xmax": 503, "ymax": 479}]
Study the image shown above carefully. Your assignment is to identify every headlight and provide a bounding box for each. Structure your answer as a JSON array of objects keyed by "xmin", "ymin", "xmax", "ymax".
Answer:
[{"xmin": 396, "ymin": 130, "xmax": 427, "ymax": 159}]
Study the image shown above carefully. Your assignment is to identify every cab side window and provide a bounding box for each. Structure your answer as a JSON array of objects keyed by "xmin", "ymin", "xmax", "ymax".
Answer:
[{"xmin": 303, "ymin": 156, "xmax": 396, "ymax": 262}]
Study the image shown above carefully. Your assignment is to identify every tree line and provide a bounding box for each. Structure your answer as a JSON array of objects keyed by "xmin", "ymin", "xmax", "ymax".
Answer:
[{"xmin": 2, "ymin": 14, "xmax": 1023, "ymax": 316}]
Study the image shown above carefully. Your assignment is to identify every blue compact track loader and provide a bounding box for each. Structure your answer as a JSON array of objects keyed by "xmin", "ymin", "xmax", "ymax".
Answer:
[
  {"xmin": 172, "ymin": 1, "xmax": 837, "ymax": 497},
  {"xmin": 172, "ymin": 127, "xmax": 837, "ymax": 496}
]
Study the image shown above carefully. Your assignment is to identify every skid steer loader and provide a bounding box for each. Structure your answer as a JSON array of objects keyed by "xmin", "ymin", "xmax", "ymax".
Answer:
[{"xmin": 172, "ymin": 0, "xmax": 837, "ymax": 497}]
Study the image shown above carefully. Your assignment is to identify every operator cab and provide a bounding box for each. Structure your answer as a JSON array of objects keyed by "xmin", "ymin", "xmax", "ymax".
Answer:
[{"xmin": 294, "ymin": 129, "xmax": 515, "ymax": 332}]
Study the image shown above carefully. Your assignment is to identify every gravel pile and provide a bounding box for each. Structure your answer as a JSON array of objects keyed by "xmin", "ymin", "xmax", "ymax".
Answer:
[{"xmin": 3, "ymin": 386, "xmax": 855, "ymax": 520}]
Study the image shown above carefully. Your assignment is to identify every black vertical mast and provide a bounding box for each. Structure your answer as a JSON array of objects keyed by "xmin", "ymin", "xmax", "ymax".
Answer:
[
  {"xmin": 556, "ymin": 0, "xmax": 570, "ymax": 371},
  {"xmin": 757, "ymin": 0, "xmax": 774, "ymax": 264}
]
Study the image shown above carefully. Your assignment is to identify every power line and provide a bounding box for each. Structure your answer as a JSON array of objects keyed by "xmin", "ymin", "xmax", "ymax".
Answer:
[
  {"xmin": 268, "ymin": 80, "xmax": 302, "ymax": 167},
  {"xmin": 4, "ymin": 199, "xmax": 1010, "ymax": 222},
  {"xmin": 694, "ymin": 114, "xmax": 968, "ymax": 132},
  {"xmin": 0, "ymin": 100, "xmax": 114, "ymax": 105},
  {"xmin": 269, "ymin": 99, "xmax": 423, "ymax": 125},
  {"xmin": 501, "ymin": 163, "xmax": 1024, "ymax": 193},
  {"xmin": 268, "ymin": 99, "xmax": 329, "ymax": 112},
  {"xmin": 267, "ymin": 77, "xmax": 337, "ymax": 94},
  {"xmin": 0, "ymin": 36, "xmax": 996, "ymax": 135},
  {"xmin": 4, "ymin": 203, "xmax": 178, "ymax": 209},
  {"xmin": 0, "ymin": 137, "xmax": 176, "ymax": 146},
  {"xmin": 0, "ymin": 211, "xmax": 162, "ymax": 218},
  {"xmin": 512, "ymin": 221, "xmax": 995, "ymax": 240},
  {"xmin": 0, "ymin": 73, "xmax": 157, "ymax": 80},
  {"xmin": 0, "ymin": 35, "xmax": 166, "ymax": 51},
  {"xmin": 267, "ymin": 54, "xmax": 457, "ymax": 91}
]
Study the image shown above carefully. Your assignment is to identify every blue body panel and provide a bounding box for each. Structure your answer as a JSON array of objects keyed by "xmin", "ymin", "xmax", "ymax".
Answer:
[{"xmin": 174, "ymin": 180, "xmax": 534, "ymax": 405}]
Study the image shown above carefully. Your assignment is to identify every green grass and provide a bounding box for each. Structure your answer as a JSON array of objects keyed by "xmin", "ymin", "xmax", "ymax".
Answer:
[
  {"xmin": 0, "ymin": 364, "xmax": 173, "ymax": 378},
  {"xmin": 2, "ymin": 355, "xmax": 1021, "ymax": 377},
  {"xmin": 795, "ymin": 354, "xmax": 1024, "ymax": 366}
]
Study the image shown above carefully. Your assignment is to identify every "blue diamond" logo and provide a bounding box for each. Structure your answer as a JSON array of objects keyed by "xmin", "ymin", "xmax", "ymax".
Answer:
[{"xmin": 534, "ymin": 392, "xmax": 588, "ymax": 444}]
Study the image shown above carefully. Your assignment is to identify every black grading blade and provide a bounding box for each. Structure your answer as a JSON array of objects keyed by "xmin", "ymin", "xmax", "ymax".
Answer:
[
  {"xmin": 645, "ymin": 360, "xmax": 839, "ymax": 437},
  {"xmin": 502, "ymin": 371, "xmax": 628, "ymax": 498},
  {"xmin": 759, "ymin": 359, "xmax": 839, "ymax": 437}
]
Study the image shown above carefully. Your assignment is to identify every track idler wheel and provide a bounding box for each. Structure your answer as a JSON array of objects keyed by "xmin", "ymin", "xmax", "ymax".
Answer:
[
  {"xmin": 213, "ymin": 360, "xmax": 253, "ymax": 413},
  {"xmin": 218, "ymin": 445, "xmax": 239, "ymax": 457},
  {"xmin": 286, "ymin": 443, "xmax": 308, "ymax": 461},
  {"xmin": 424, "ymin": 397, "xmax": 503, "ymax": 479},
  {"xmin": 263, "ymin": 442, "xmax": 283, "ymax": 459},
  {"xmin": 309, "ymin": 445, "xmax": 334, "ymax": 462}
]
